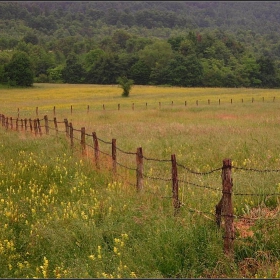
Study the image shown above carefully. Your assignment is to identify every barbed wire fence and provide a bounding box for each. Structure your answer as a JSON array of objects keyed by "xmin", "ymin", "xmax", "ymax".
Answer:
[{"xmin": 0, "ymin": 111, "xmax": 280, "ymax": 256}]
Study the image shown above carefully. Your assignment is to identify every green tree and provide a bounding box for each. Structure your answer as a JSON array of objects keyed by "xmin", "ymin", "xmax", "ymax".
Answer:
[
  {"xmin": 117, "ymin": 76, "xmax": 134, "ymax": 97},
  {"xmin": 61, "ymin": 53, "xmax": 85, "ymax": 84},
  {"xmin": 4, "ymin": 51, "xmax": 34, "ymax": 86},
  {"xmin": 129, "ymin": 60, "xmax": 151, "ymax": 85}
]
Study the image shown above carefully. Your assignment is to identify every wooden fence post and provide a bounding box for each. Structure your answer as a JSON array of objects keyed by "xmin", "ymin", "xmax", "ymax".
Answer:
[
  {"xmin": 34, "ymin": 119, "xmax": 38, "ymax": 135},
  {"xmin": 92, "ymin": 132, "xmax": 100, "ymax": 169},
  {"xmin": 136, "ymin": 147, "xmax": 143, "ymax": 192},
  {"xmin": 24, "ymin": 118, "xmax": 27, "ymax": 131},
  {"xmin": 185, "ymin": 101, "xmax": 187, "ymax": 106},
  {"xmin": 87, "ymin": 105, "xmax": 89, "ymax": 113},
  {"xmin": 16, "ymin": 118, "xmax": 19, "ymax": 131},
  {"xmin": 17, "ymin": 108, "xmax": 19, "ymax": 118},
  {"xmin": 36, "ymin": 107, "xmax": 38, "ymax": 117},
  {"xmin": 132, "ymin": 103, "xmax": 134, "ymax": 110},
  {"xmin": 64, "ymin": 118, "xmax": 69, "ymax": 137},
  {"xmin": 118, "ymin": 104, "xmax": 120, "ymax": 110},
  {"xmin": 71, "ymin": 105, "xmax": 73, "ymax": 115},
  {"xmin": 54, "ymin": 117, "xmax": 58, "ymax": 136},
  {"xmin": 252, "ymin": 97, "xmax": 254, "ymax": 103},
  {"xmin": 37, "ymin": 118, "xmax": 42, "ymax": 136},
  {"xmin": 146, "ymin": 102, "xmax": 147, "ymax": 109},
  {"xmin": 263, "ymin": 97, "xmax": 264, "ymax": 102},
  {"xmin": 208, "ymin": 99, "xmax": 210, "ymax": 105},
  {"xmin": 69, "ymin": 122, "xmax": 74, "ymax": 148},
  {"xmin": 171, "ymin": 154, "xmax": 180, "ymax": 216},
  {"xmin": 5, "ymin": 117, "xmax": 8, "ymax": 130},
  {"xmin": 53, "ymin": 106, "xmax": 56, "ymax": 116},
  {"xmin": 159, "ymin": 102, "xmax": 161, "ymax": 109},
  {"xmin": 231, "ymin": 98, "xmax": 232, "ymax": 104},
  {"xmin": 44, "ymin": 115, "xmax": 49, "ymax": 135},
  {"xmin": 112, "ymin": 138, "xmax": 117, "ymax": 175},
  {"xmin": 216, "ymin": 159, "xmax": 234, "ymax": 256},
  {"xmin": 81, "ymin": 127, "xmax": 86, "ymax": 155},
  {"xmin": 29, "ymin": 118, "xmax": 32, "ymax": 132},
  {"xmin": 222, "ymin": 158, "xmax": 234, "ymax": 255},
  {"xmin": 219, "ymin": 99, "xmax": 221, "ymax": 105},
  {"xmin": 196, "ymin": 100, "xmax": 198, "ymax": 106},
  {"xmin": 10, "ymin": 117, "xmax": 13, "ymax": 129},
  {"xmin": 103, "ymin": 104, "xmax": 105, "ymax": 110}
]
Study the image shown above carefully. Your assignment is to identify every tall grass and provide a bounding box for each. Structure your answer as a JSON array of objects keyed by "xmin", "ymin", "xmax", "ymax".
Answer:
[{"xmin": 0, "ymin": 84, "xmax": 280, "ymax": 278}]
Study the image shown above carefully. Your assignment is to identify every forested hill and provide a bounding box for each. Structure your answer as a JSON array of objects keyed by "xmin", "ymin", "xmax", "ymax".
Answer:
[{"xmin": 1, "ymin": 1, "xmax": 280, "ymax": 88}]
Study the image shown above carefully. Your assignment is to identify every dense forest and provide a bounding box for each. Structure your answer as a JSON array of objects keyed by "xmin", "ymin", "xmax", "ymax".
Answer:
[{"xmin": 1, "ymin": 1, "xmax": 280, "ymax": 88}]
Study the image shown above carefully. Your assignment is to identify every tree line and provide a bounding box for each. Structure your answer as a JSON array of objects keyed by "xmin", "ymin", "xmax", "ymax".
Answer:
[{"xmin": 0, "ymin": 2, "xmax": 280, "ymax": 88}]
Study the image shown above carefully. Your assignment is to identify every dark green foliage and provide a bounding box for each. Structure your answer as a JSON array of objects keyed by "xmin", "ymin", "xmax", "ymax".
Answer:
[
  {"xmin": 4, "ymin": 51, "xmax": 34, "ymax": 86},
  {"xmin": 1, "ymin": 2, "xmax": 280, "ymax": 88},
  {"xmin": 61, "ymin": 53, "xmax": 85, "ymax": 84}
]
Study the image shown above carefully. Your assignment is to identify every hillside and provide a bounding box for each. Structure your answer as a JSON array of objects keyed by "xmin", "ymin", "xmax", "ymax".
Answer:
[{"xmin": 1, "ymin": 1, "xmax": 280, "ymax": 88}]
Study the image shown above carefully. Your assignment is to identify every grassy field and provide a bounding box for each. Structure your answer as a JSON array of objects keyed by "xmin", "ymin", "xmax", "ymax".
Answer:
[{"xmin": 0, "ymin": 83, "xmax": 280, "ymax": 278}]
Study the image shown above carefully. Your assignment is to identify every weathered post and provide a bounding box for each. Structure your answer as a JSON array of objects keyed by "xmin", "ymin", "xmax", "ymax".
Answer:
[
  {"xmin": 37, "ymin": 118, "xmax": 42, "ymax": 136},
  {"xmin": 69, "ymin": 122, "xmax": 74, "ymax": 148},
  {"xmin": 44, "ymin": 115, "xmax": 49, "ymax": 135},
  {"xmin": 118, "ymin": 104, "xmax": 120, "ymax": 110},
  {"xmin": 132, "ymin": 103, "xmax": 134, "ymax": 110},
  {"xmin": 54, "ymin": 117, "xmax": 58, "ymax": 136},
  {"xmin": 146, "ymin": 102, "xmax": 148, "ymax": 109},
  {"xmin": 10, "ymin": 117, "xmax": 13, "ymax": 129},
  {"xmin": 103, "ymin": 104, "xmax": 105, "ymax": 110},
  {"xmin": 17, "ymin": 108, "xmax": 19, "ymax": 118},
  {"xmin": 219, "ymin": 99, "xmax": 221, "ymax": 105},
  {"xmin": 159, "ymin": 102, "xmax": 161, "ymax": 109},
  {"xmin": 64, "ymin": 118, "xmax": 69, "ymax": 137},
  {"xmin": 34, "ymin": 119, "xmax": 38, "ymax": 135},
  {"xmin": 81, "ymin": 127, "xmax": 86, "ymax": 155},
  {"xmin": 185, "ymin": 101, "xmax": 187, "ymax": 106},
  {"xmin": 252, "ymin": 97, "xmax": 254, "ymax": 103},
  {"xmin": 208, "ymin": 99, "xmax": 210, "ymax": 105},
  {"xmin": 112, "ymin": 138, "xmax": 117, "ymax": 175},
  {"xmin": 29, "ymin": 118, "xmax": 33, "ymax": 132},
  {"xmin": 36, "ymin": 107, "xmax": 38, "ymax": 117},
  {"xmin": 92, "ymin": 132, "xmax": 100, "ymax": 169},
  {"xmin": 20, "ymin": 119, "xmax": 23, "ymax": 131},
  {"xmin": 5, "ymin": 117, "xmax": 8, "ymax": 130},
  {"xmin": 136, "ymin": 147, "xmax": 143, "ymax": 192},
  {"xmin": 171, "ymin": 154, "xmax": 180, "ymax": 216},
  {"xmin": 87, "ymin": 105, "xmax": 89, "ymax": 114},
  {"xmin": 16, "ymin": 118, "xmax": 19, "ymax": 131},
  {"xmin": 196, "ymin": 100, "xmax": 198, "ymax": 106},
  {"xmin": 71, "ymin": 105, "xmax": 73, "ymax": 115},
  {"xmin": 24, "ymin": 118, "xmax": 27, "ymax": 131},
  {"xmin": 53, "ymin": 106, "xmax": 56, "ymax": 116},
  {"xmin": 221, "ymin": 158, "xmax": 234, "ymax": 256}
]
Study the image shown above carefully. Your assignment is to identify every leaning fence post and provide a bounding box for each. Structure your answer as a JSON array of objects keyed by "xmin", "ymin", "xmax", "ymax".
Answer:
[
  {"xmin": 24, "ymin": 118, "xmax": 27, "ymax": 131},
  {"xmin": 112, "ymin": 138, "xmax": 117, "ymax": 175},
  {"xmin": 34, "ymin": 119, "xmax": 38, "ymax": 135},
  {"xmin": 69, "ymin": 122, "xmax": 74, "ymax": 148},
  {"xmin": 136, "ymin": 147, "xmax": 143, "ymax": 192},
  {"xmin": 10, "ymin": 117, "xmax": 13, "ymax": 129},
  {"xmin": 64, "ymin": 118, "xmax": 69, "ymax": 137},
  {"xmin": 171, "ymin": 154, "xmax": 180, "ymax": 215},
  {"xmin": 5, "ymin": 117, "xmax": 8, "ymax": 130},
  {"xmin": 29, "ymin": 118, "xmax": 32, "ymax": 132},
  {"xmin": 16, "ymin": 118, "xmax": 19, "ymax": 131},
  {"xmin": 81, "ymin": 127, "xmax": 86, "ymax": 155},
  {"xmin": 92, "ymin": 132, "xmax": 100, "ymax": 169},
  {"xmin": 37, "ymin": 118, "xmax": 42, "ymax": 136},
  {"xmin": 54, "ymin": 117, "xmax": 58, "ymax": 136},
  {"xmin": 44, "ymin": 115, "xmax": 49, "ymax": 135}
]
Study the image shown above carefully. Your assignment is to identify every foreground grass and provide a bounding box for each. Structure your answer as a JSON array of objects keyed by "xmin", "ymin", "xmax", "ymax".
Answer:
[{"xmin": 0, "ymin": 84, "xmax": 280, "ymax": 277}]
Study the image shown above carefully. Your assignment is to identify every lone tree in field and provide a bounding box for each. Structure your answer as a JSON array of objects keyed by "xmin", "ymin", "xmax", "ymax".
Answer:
[{"xmin": 117, "ymin": 76, "xmax": 134, "ymax": 97}]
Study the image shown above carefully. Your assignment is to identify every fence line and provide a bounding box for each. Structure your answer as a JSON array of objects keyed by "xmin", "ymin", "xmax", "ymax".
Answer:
[
  {"xmin": 9, "ymin": 96, "xmax": 278, "ymax": 118},
  {"xmin": 0, "ymin": 112, "xmax": 279, "ymax": 256}
]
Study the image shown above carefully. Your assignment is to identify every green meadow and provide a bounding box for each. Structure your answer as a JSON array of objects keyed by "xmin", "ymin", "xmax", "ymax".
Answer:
[{"xmin": 0, "ymin": 83, "xmax": 280, "ymax": 278}]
